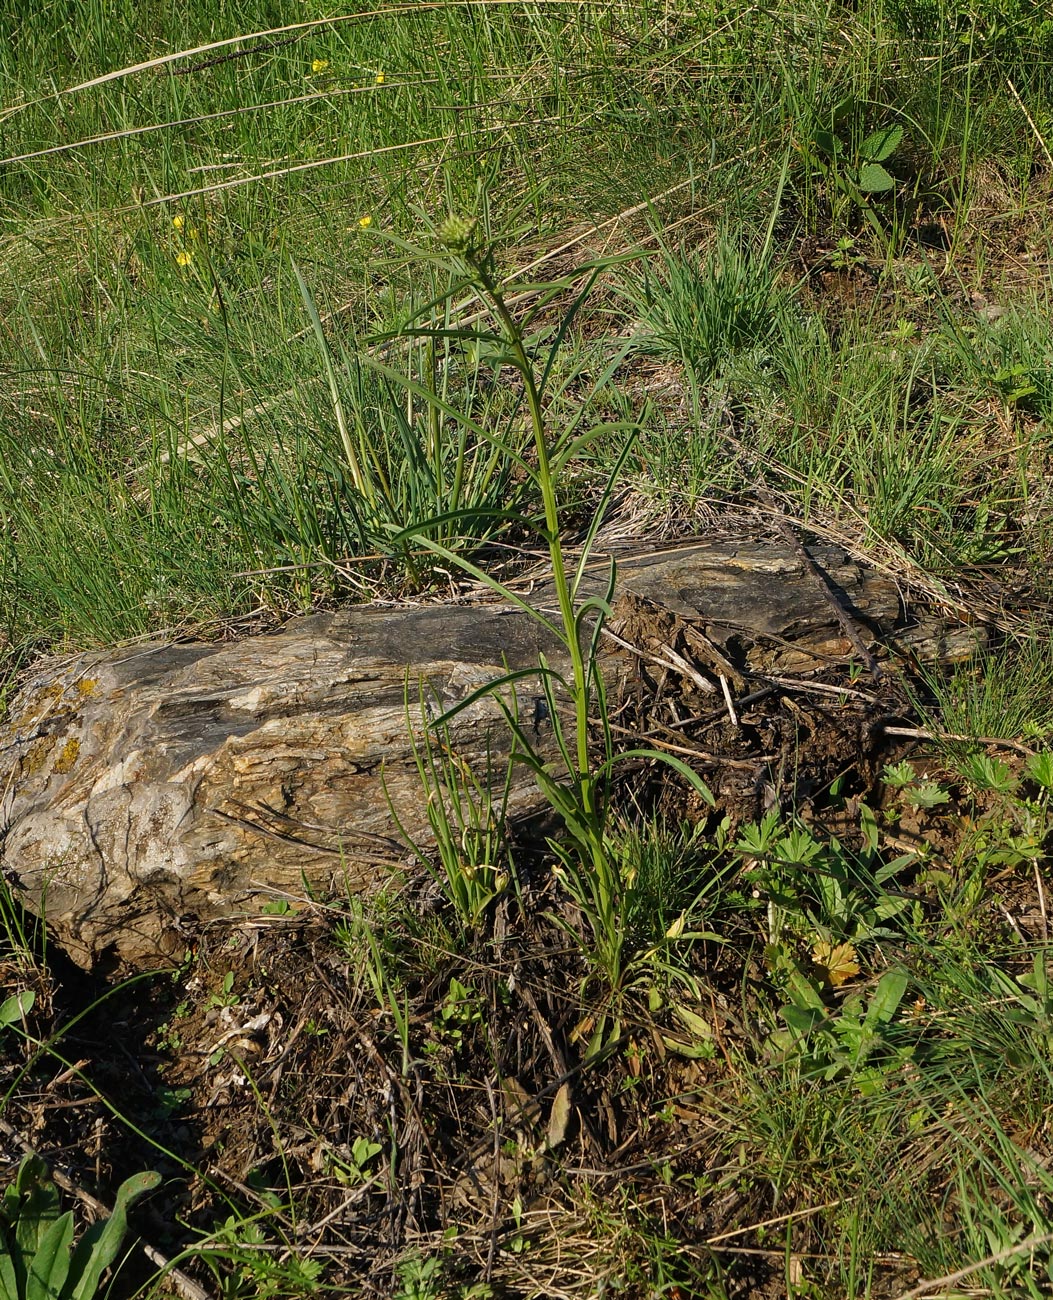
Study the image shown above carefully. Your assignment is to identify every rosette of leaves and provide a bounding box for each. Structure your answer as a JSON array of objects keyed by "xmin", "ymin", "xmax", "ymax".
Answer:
[
  {"xmin": 810, "ymin": 119, "xmax": 904, "ymax": 199},
  {"xmin": 0, "ymin": 1154, "xmax": 159, "ymax": 1300},
  {"xmin": 801, "ymin": 103, "xmax": 905, "ymax": 238}
]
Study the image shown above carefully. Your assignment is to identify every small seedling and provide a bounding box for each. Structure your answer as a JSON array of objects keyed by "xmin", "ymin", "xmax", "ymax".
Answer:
[
  {"xmin": 801, "ymin": 100, "xmax": 905, "ymax": 238},
  {"xmin": 208, "ymin": 971, "xmax": 239, "ymax": 1009},
  {"xmin": 990, "ymin": 953, "xmax": 1053, "ymax": 1059},
  {"xmin": 829, "ymin": 234, "xmax": 866, "ymax": 271},
  {"xmin": 197, "ymin": 1217, "xmax": 324, "ymax": 1298},
  {"xmin": 507, "ymin": 1194, "xmax": 532, "ymax": 1255},
  {"xmin": 436, "ymin": 977, "xmax": 483, "ymax": 1051},
  {"xmin": 902, "ymin": 780, "xmax": 951, "ymax": 810},
  {"xmin": 329, "ymin": 1136, "xmax": 384, "ymax": 1186},
  {"xmin": 992, "ymin": 362, "xmax": 1038, "ymax": 407},
  {"xmin": 959, "ymin": 751, "xmax": 1017, "ymax": 795},
  {"xmin": 882, "ymin": 760, "xmax": 918, "ymax": 788}
]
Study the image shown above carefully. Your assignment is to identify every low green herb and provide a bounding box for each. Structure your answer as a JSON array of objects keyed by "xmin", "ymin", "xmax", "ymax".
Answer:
[{"xmin": 0, "ymin": 1153, "xmax": 159, "ymax": 1300}]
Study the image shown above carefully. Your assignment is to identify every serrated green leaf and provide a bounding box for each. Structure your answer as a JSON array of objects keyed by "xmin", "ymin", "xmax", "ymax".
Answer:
[
  {"xmin": 856, "ymin": 162, "xmax": 896, "ymax": 193},
  {"xmin": 860, "ymin": 123, "xmax": 903, "ymax": 162}
]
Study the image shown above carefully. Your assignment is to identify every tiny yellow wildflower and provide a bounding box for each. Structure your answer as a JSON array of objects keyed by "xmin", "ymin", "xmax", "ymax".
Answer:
[
  {"xmin": 375, "ymin": 72, "xmax": 385, "ymax": 84},
  {"xmin": 188, "ymin": 227, "xmax": 201, "ymax": 240},
  {"xmin": 358, "ymin": 214, "xmax": 372, "ymax": 229},
  {"xmin": 172, "ymin": 215, "xmax": 185, "ymax": 231},
  {"xmin": 311, "ymin": 58, "xmax": 329, "ymax": 74},
  {"xmin": 176, "ymin": 250, "xmax": 192, "ymax": 266}
]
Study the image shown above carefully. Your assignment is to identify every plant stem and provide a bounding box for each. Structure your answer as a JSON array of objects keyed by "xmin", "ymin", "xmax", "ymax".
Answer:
[{"xmin": 468, "ymin": 252, "xmax": 597, "ymax": 825}]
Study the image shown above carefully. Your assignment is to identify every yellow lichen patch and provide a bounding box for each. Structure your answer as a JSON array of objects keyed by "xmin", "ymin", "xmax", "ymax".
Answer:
[
  {"xmin": 52, "ymin": 737, "xmax": 81, "ymax": 774},
  {"xmin": 23, "ymin": 735, "xmax": 56, "ymax": 775},
  {"xmin": 18, "ymin": 681, "xmax": 74, "ymax": 728},
  {"xmin": 74, "ymin": 678, "xmax": 98, "ymax": 696}
]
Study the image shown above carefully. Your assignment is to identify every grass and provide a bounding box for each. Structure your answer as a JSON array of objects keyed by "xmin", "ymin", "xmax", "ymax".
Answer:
[
  {"xmin": 3, "ymin": 0, "xmax": 1053, "ymax": 656},
  {"xmin": 2, "ymin": 0, "xmax": 1053, "ymax": 1296}
]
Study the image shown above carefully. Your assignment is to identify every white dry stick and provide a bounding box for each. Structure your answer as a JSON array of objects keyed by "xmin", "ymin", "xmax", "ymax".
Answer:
[
  {"xmin": 718, "ymin": 674, "xmax": 739, "ymax": 728},
  {"xmin": 1007, "ymin": 78, "xmax": 1053, "ymax": 171}
]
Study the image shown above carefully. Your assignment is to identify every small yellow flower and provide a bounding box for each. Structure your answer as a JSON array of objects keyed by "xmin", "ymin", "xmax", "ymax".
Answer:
[
  {"xmin": 358, "ymin": 214, "xmax": 372, "ymax": 229},
  {"xmin": 311, "ymin": 58, "xmax": 329, "ymax": 74},
  {"xmin": 172, "ymin": 215, "xmax": 185, "ymax": 231},
  {"xmin": 188, "ymin": 227, "xmax": 201, "ymax": 241},
  {"xmin": 176, "ymin": 250, "xmax": 192, "ymax": 266},
  {"xmin": 375, "ymin": 72, "xmax": 385, "ymax": 84}
]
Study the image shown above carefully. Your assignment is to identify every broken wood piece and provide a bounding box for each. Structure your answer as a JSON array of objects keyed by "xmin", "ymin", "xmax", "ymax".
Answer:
[{"xmin": 0, "ymin": 538, "xmax": 980, "ymax": 969}]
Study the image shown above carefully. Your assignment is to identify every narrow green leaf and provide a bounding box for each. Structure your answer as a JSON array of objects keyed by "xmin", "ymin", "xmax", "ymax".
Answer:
[
  {"xmin": 291, "ymin": 259, "xmax": 371, "ymax": 506},
  {"xmin": 864, "ymin": 969, "xmax": 909, "ymax": 1030},
  {"xmin": 14, "ymin": 1158, "xmax": 60, "ymax": 1265},
  {"xmin": 550, "ymin": 335, "xmax": 638, "ymax": 453},
  {"xmin": 66, "ymin": 1171, "xmax": 160, "ymax": 1300},
  {"xmin": 391, "ymin": 533, "xmax": 565, "ymax": 643},
  {"xmin": 427, "ymin": 663, "xmax": 561, "ymax": 732},
  {"xmin": 373, "ymin": 325, "xmax": 505, "ymax": 346},
  {"xmin": 571, "ymin": 437, "xmax": 638, "ymax": 598},
  {"xmin": 26, "ymin": 1212, "xmax": 73, "ymax": 1300},
  {"xmin": 538, "ymin": 264, "xmax": 606, "ymax": 398},
  {"xmin": 598, "ymin": 748, "xmax": 715, "ymax": 806},
  {"xmin": 354, "ymin": 354, "xmax": 535, "ymax": 477}
]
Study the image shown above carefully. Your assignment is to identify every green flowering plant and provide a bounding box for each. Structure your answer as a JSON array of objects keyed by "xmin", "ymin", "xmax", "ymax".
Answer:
[{"xmin": 352, "ymin": 211, "xmax": 715, "ymax": 1031}]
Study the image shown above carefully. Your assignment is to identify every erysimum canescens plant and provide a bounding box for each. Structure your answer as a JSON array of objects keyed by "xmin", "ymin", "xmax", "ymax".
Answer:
[{"xmin": 365, "ymin": 212, "xmax": 717, "ymax": 1022}]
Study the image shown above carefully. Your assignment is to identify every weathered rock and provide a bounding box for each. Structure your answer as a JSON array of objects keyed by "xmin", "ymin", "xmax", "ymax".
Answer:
[{"xmin": 0, "ymin": 540, "xmax": 974, "ymax": 968}]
